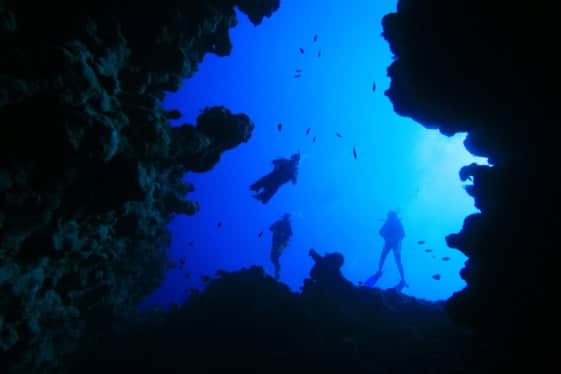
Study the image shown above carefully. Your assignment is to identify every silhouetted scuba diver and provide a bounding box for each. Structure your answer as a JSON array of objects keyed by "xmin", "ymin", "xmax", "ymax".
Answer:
[
  {"xmin": 269, "ymin": 213, "xmax": 293, "ymax": 280},
  {"xmin": 365, "ymin": 210, "xmax": 408, "ymax": 291},
  {"xmin": 250, "ymin": 152, "xmax": 300, "ymax": 204}
]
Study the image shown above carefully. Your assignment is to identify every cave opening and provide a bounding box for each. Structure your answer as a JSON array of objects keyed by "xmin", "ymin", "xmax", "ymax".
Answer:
[{"xmin": 142, "ymin": 0, "xmax": 489, "ymax": 309}]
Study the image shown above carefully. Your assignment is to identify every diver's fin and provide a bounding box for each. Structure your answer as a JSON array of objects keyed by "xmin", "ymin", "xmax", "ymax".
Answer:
[{"xmin": 364, "ymin": 271, "xmax": 383, "ymax": 287}]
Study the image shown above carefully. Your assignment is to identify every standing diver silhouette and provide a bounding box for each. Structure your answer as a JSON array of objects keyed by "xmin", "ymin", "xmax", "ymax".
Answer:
[
  {"xmin": 365, "ymin": 210, "xmax": 408, "ymax": 291},
  {"xmin": 269, "ymin": 213, "xmax": 293, "ymax": 280}
]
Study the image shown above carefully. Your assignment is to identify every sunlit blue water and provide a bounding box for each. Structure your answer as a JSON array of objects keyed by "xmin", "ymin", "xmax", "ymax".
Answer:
[{"xmin": 143, "ymin": 0, "xmax": 488, "ymax": 308}]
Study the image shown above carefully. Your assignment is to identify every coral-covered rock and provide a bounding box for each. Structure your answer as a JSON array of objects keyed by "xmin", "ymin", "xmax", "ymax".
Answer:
[
  {"xmin": 0, "ymin": 0, "xmax": 277, "ymax": 371},
  {"xmin": 171, "ymin": 106, "xmax": 255, "ymax": 172},
  {"xmin": 234, "ymin": 0, "xmax": 281, "ymax": 25}
]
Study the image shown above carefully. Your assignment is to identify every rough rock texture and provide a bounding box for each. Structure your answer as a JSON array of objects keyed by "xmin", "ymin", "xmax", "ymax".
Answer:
[
  {"xmin": 381, "ymin": 0, "xmax": 555, "ymax": 370},
  {"xmin": 0, "ymin": 1, "xmax": 275, "ymax": 372},
  {"xmin": 66, "ymin": 252, "xmax": 477, "ymax": 373}
]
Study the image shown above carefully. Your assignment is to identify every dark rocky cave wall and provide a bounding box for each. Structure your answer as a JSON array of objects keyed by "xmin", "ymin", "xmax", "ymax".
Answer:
[
  {"xmin": 1, "ymin": 0, "xmax": 554, "ymax": 372},
  {"xmin": 381, "ymin": 0, "xmax": 555, "ymax": 369},
  {"xmin": 0, "ymin": 0, "xmax": 278, "ymax": 371}
]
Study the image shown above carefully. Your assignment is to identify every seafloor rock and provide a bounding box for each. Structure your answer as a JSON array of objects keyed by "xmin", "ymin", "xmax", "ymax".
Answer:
[
  {"xmin": 381, "ymin": 0, "xmax": 555, "ymax": 369},
  {"xmin": 0, "ymin": 0, "xmax": 277, "ymax": 372},
  {"xmin": 66, "ymin": 252, "xmax": 477, "ymax": 373}
]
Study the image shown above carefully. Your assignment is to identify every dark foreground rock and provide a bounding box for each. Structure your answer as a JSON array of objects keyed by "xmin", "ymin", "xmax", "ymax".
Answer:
[{"xmin": 66, "ymin": 252, "xmax": 478, "ymax": 374}]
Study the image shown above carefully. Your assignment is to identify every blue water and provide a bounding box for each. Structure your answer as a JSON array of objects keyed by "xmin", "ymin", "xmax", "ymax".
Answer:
[{"xmin": 142, "ymin": 0, "xmax": 488, "ymax": 308}]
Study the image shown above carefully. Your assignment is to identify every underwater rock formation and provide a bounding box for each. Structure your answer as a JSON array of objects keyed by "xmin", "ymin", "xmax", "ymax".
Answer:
[
  {"xmin": 0, "ymin": 0, "xmax": 273, "ymax": 371},
  {"xmin": 381, "ymin": 0, "xmax": 555, "ymax": 369},
  {"xmin": 66, "ymin": 253, "xmax": 477, "ymax": 373}
]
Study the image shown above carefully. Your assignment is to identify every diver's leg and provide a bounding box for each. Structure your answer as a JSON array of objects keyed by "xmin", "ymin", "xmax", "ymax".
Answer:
[
  {"xmin": 271, "ymin": 252, "xmax": 280, "ymax": 280},
  {"xmin": 254, "ymin": 191, "xmax": 266, "ymax": 202},
  {"xmin": 366, "ymin": 243, "xmax": 391, "ymax": 286},
  {"xmin": 392, "ymin": 242, "xmax": 405, "ymax": 282},
  {"xmin": 250, "ymin": 174, "xmax": 271, "ymax": 191},
  {"xmin": 250, "ymin": 178, "xmax": 263, "ymax": 191},
  {"xmin": 377, "ymin": 243, "xmax": 391, "ymax": 273},
  {"xmin": 259, "ymin": 184, "xmax": 281, "ymax": 204}
]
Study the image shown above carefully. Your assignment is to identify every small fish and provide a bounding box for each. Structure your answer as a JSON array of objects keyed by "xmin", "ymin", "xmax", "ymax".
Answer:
[
  {"xmin": 258, "ymin": 231, "xmax": 264, "ymax": 238},
  {"xmin": 352, "ymin": 145, "xmax": 357, "ymax": 159},
  {"xmin": 217, "ymin": 221, "xmax": 222, "ymax": 228},
  {"xmin": 277, "ymin": 123, "xmax": 282, "ymax": 131},
  {"xmin": 299, "ymin": 47, "xmax": 304, "ymax": 54},
  {"xmin": 294, "ymin": 74, "xmax": 302, "ymax": 78},
  {"xmin": 184, "ymin": 273, "xmax": 190, "ymax": 279},
  {"xmin": 372, "ymin": 81, "xmax": 376, "ymax": 93},
  {"xmin": 201, "ymin": 275, "xmax": 211, "ymax": 282},
  {"xmin": 187, "ymin": 241, "xmax": 193, "ymax": 247},
  {"xmin": 295, "ymin": 69, "xmax": 302, "ymax": 73},
  {"xmin": 306, "ymin": 128, "xmax": 311, "ymax": 135},
  {"xmin": 424, "ymin": 249, "xmax": 432, "ymax": 253},
  {"xmin": 417, "ymin": 240, "xmax": 425, "ymax": 245},
  {"xmin": 178, "ymin": 258, "xmax": 186, "ymax": 267},
  {"xmin": 312, "ymin": 136, "xmax": 317, "ymax": 143},
  {"xmin": 442, "ymin": 257, "xmax": 451, "ymax": 261},
  {"xmin": 313, "ymin": 34, "xmax": 318, "ymax": 42},
  {"xmin": 357, "ymin": 281, "xmax": 363, "ymax": 286},
  {"xmin": 336, "ymin": 132, "xmax": 343, "ymax": 138},
  {"xmin": 432, "ymin": 274, "xmax": 441, "ymax": 280},
  {"xmin": 317, "ymin": 48, "xmax": 321, "ymax": 57}
]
